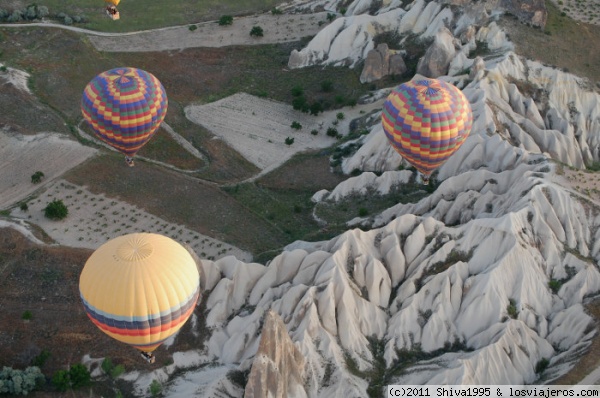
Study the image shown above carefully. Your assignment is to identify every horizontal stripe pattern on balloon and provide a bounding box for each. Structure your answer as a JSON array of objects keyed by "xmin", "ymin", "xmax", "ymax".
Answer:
[
  {"xmin": 382, "ymin": 78, "xmax": 472, "ymax": 177},
  {"xmin": 81, "ymin": 67, "xmax": 167, "ymax": 157}
]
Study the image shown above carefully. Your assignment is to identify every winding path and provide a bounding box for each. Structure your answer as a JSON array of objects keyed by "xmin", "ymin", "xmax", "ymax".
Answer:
[{"xmin": 0, "ymin": 12, "xmax": 328, "ymax": 52}]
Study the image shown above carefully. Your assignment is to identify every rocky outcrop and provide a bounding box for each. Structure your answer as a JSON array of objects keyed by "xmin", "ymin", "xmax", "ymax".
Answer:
[
  {"xmin": 416, "ymin": 27, "xmax": 458, "ymax": 78},
  {"xmin": 499, "ymin": 0, "xmax": 547, "ymax": 28},
  {"xmin": 244, "ymin": 310, "xmax": 307, "ymax": 398},
  {"xmin": 360, "ymin": 43, "xmax": 407, "ymax": 83}
]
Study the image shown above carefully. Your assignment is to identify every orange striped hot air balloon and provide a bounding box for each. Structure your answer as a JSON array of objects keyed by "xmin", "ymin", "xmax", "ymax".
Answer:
[
  {"xmin": 79, "ymin": 233, "xmax": 200, "ymax": 363},
  {"xmin": 382, "ymin": 78, "xmax": 473, "ymax": 184},
  {"xmin": 81, "ymin": 67, "xmax": 168, "ymax": 166}
]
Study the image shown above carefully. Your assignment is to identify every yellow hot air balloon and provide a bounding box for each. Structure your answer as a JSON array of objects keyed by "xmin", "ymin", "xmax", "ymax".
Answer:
[{"xmin": 79, "ymin": 233, "xmax": 200, "ymax": 363}]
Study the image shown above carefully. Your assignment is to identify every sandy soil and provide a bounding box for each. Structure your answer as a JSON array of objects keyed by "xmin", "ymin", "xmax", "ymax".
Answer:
[
  {"xmin": 186, "ymin": 93, "xmax": 385, "ymax": 179},
  {"xmin": 0, "ymin": 130, "xmax": 97, "ymax": 209},
  {"xmin": 549, "ymin": 0, "xmax": 600, "ymax": 26},
  {"xmin": 9, "ymin": 179, "xmax": 251, "ymax": 261},
  {"xmin": 87, "ymin": 12, "xmax": 329, "ymax": 52}
]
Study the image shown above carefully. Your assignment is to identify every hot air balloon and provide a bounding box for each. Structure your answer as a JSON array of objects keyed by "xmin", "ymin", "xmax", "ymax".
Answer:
[
  {"xmin": 79, "ymin": 233, "xmax": 200, "ymax": 363},
  {"xmin": 381, "ymin": 78, "xmax": 473, "ymax": 184},
  {"xmin": 105, "ymin": 0, "xmax": 120, "ymax": 20},
  {"xmin": 81, "ymin": 67, "xmax": 168, "ymax": 167}
]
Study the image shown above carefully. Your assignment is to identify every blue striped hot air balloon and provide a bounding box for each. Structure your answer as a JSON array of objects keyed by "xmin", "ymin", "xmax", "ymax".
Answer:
[
  {"xmin": 381, "ymin": 78, "xmax": 473, "ymax": 183},
  {"xmin": 81, "ymin": 67, "xmax": 168, "ymax": 166}
]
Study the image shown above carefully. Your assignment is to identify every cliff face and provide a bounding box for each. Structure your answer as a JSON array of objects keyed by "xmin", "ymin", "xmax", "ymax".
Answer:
[{"xmin": 244, "ymin": 310, "xmax": 307, "ymax": 398}]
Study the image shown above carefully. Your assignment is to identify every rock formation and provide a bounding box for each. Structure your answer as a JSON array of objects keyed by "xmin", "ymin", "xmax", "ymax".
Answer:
[
  {"xmin": 244, "ymin": 310, "xmax": 307, "ymax": 398},
  {"xmin": 360, "ymin": 43, "xmax": 407, "ymax": 83},
  {"xmin": 499, "ymin": 0, "xmax": 547, "ymax": 28},
  {"xmin": 416, "ymin": 27, "xmax": 458, "ymax": 78}
]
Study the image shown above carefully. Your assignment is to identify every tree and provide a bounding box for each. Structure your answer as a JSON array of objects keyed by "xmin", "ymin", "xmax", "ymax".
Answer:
[
  {"xmin": 0, "ymin": 366, "xmax": 44, "ymax": 395},
  {"xmin": 292, "ymin": 96, "xmax": 309, "ymax": 113},
  {"xmin": 309, "ymin": 101, "xmax": 323, "ymax": 116},
  {"xmin": 7, "ymin": 10, "xmax": 22, "ymax": 22},
  {"xmin": 37, "ymin": 6, "xmax": 49, "ymax": 18},
  {"xmin": 25, "ymin": 5, "xmax": 37, "ymax": 20},
  {"xmin": 218, "ymin": 15, "xmax": 233, "ymax": 26},
  {"xmin": 68, "ymin": 364, "xmax": 90, "ymax": 388},
  {"xmin": 51, "ymin": 370, "xmax": 70, "ymax": 392},
  {"xmin": 250, "ymin": 26, "xmax": 264, "ymax": 37},
  {"xmin": 31, "ymin": 171, "xmax": 44, "ymax": 184},
  {"xmin": 285, "ymin": 137, "xmax": 294, "ymax": 145},
  {"xmin": 291, "ymin": 85, "xmax": 304, "ymax": 97},
  {"xmin": 44, "ymin": 199, "xmax": 68, "ymax": 220},
  {"xmin": 149, "ymin": 380, "xmax": 162, "ymax": 397},
  {"xmin": 51, "ymin": 364, "xmax": 91, "ymax": 392}
]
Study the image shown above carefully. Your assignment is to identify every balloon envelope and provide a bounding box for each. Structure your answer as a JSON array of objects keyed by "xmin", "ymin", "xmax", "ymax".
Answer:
[
  {"xmin": 81, "ymin": 67, "xmax": 168, "ymax": 157},
  {"xmin": 79, "ymin": 233, "xmax": 200, "ymax": 352},
  {"xmin": 381, "ymin": 78, "xmax": 473, "ymax": 177}
]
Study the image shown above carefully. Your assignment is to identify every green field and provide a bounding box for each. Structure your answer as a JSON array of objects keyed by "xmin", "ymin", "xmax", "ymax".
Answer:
[{"xmin": 0, "ymin": 0, "xmax": 287, "ymax": 32}]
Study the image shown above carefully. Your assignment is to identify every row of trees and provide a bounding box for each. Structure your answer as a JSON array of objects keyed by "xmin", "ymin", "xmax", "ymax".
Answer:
[
  {"xmin": 0, "ymin": 356, "xmax": 132, "ymax": 394},
  {"xmin": 0, "ymin": 5, "xmax": 48, "ymax": 22},
  {"xmin": 0, "ymin": 5, "xmax": 85, "ymax": 25}
]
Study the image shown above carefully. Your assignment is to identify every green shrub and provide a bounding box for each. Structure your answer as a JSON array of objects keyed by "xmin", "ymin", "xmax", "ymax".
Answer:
[
  {"xmin": 285, "ymin": 137, "xmax": 294, "ymax": 145},
  {"xmin": 309, "ymin": 101, "xmax": 323, "ymax": 115},
  {"xmin": 218, "ymin": 15, "xmax": 233, "ymax": 25},
  {"xmin": 0, "ymin": 366, "xmax": 44, "ymax": 395},
  {"xmin": 102, "ymin": 357, "xmax": 125, "ymax": 379},
  {"xmin": 250, "ymin": 26, "xmax": 264, "ymax": 37},
  {"xmin": 336, "ymin": 112, "xmax": 345, "ymax": 120},
  {"xmin": 358, "ymin": 208, "xmax": 368, "ymax": 217},
  {"xmin": 22, "ymin": 310, "xmax": 32, "ymax": 320},
  {"xmin": 44, "ymin": 199, "xmax": 68, "ymax": 220},
  {"xmin": 310, "ymin": 129, "xmax": 318, "ymax": 135},
  {"xmin": 292, "ymin": 96, "xmax": 309, "ymax": 112},
  {"xmin": 326, "ymin": 127, "xmax": 338, "ymax": 137},
  {"xmin": 20, "ymin": 202, "xmax": 28, "ymax": 212},
  {"xmin": 271, "ymin": 7, "xmax": 282, "ymax": 14},
  {"xmin": 31, "ymin": 350, "xmax": 51, "ymax": 367},
  {"xmin": 535, "ymin": 358, "xmax": 549, "ymax": 374},
  {"xmin": 188, "ymin": 24, "xmax": 197, "ymax": 31},
  {"xmin": 291, "ymin": 85, "xmax": 304, "ymax": 97},
  {"xmin": 68, "ymin": 364, "xmax": 90, "ymax": 389},
  {"xmin": 31, "ymin": 171, "xmax": 44, "ymax": 183},
  {"xmin": 507, "ymin": 299, "xmax": 518, "ymax": 319},
  {"xmin": 51, "ymin": 370, "xmax": 70, "ymax": 392},
  {"xmin": 291, "ymin": 121, "xmax": 302, "ymax": 130},
  {"xmin": 149, "ymin": 380, "xmax": 162, "ymax": 397},
  {"xmin": 549, "ymin": 279, "xmax": 562, "ymax": 294},
  {"xmin": 326, "ymin": 12, "xmax": 336, "ymax": 22}
]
